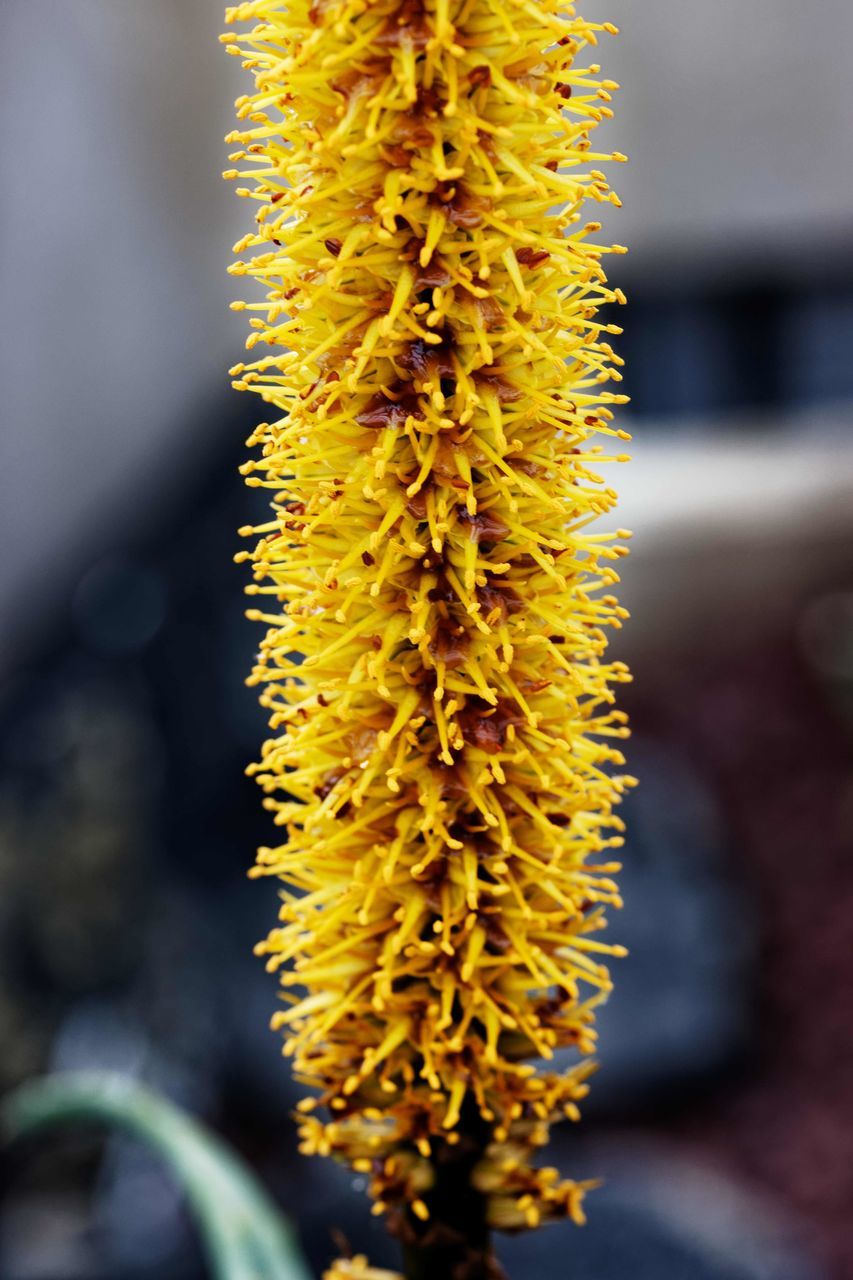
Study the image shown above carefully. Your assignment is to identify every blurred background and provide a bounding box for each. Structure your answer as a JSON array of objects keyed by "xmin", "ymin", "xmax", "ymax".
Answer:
[{"xmin": 1, "ymin": 1, "xmax": 852, "ymax": 1278}]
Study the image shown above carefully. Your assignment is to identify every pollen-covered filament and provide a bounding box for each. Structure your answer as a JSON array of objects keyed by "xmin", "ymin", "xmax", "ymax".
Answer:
[{"xmin": 225, "ymin": 0, "xmax": 633, "ymax": 1235}]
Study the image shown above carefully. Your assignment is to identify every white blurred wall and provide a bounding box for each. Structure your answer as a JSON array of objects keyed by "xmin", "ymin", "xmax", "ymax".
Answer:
[
  {"xmin": 0, "ymin": 1, "xmax": 246, "ymax": 668},
  {"xmin": 602, "ymin": 0, "xmax": 853, "ymax": 278}
]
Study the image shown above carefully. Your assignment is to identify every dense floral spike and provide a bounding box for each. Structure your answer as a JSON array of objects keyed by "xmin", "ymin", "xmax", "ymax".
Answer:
[{"xmin": 224, "ymin": 0, "xmax": 633, "ymax": 1260}]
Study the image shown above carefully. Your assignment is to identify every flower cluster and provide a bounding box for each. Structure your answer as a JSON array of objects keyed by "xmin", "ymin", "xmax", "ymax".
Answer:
[{"xmin": 224, "ymin": 0, "xmax": 632, "ymax": 1248}]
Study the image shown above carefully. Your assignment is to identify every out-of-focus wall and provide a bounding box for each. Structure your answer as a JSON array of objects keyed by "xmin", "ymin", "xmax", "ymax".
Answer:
[
  {"xmin": 603, "ymin": 0, "xmax": 853, "ymax": 278},
  {"xmin": 0, "ymin": 1, "xmax": 244, "ymax": 667}
]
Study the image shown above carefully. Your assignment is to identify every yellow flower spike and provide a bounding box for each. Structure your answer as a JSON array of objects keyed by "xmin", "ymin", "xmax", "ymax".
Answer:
[{"xmin": 225, "ymin": 0, "xmax": 632, "ymax": 1274}]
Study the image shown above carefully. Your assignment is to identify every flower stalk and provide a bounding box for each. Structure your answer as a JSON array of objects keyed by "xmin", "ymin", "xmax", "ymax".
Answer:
[{"xmin": 224, "ymin": 0, "xmax": 632, "ymax": 1273}]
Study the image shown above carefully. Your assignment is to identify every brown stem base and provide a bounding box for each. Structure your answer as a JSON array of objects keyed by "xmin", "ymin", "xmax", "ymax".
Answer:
[
  {"xmin": 391, "ymin": 1106, "xmax": 508, "ymax": 1280},
  {"xmin": 402, "ymin": 1236, "xmax": 505, "ymax": 1280}
]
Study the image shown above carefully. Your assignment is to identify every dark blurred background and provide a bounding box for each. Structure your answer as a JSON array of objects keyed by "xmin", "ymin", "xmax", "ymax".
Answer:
[{"xmin": 1, "ymin": 2, "xmax": 852, "ymax": 1279}]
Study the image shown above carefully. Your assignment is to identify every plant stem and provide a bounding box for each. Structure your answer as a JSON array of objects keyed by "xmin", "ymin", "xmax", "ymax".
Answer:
[
  {"xmin": 402, "ymin": 1232, "xmax": 498, "ymax": 1280},
  {"xmin": 398, "ymin": 1107, "xmax": 506, "ymax": 1280}
]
